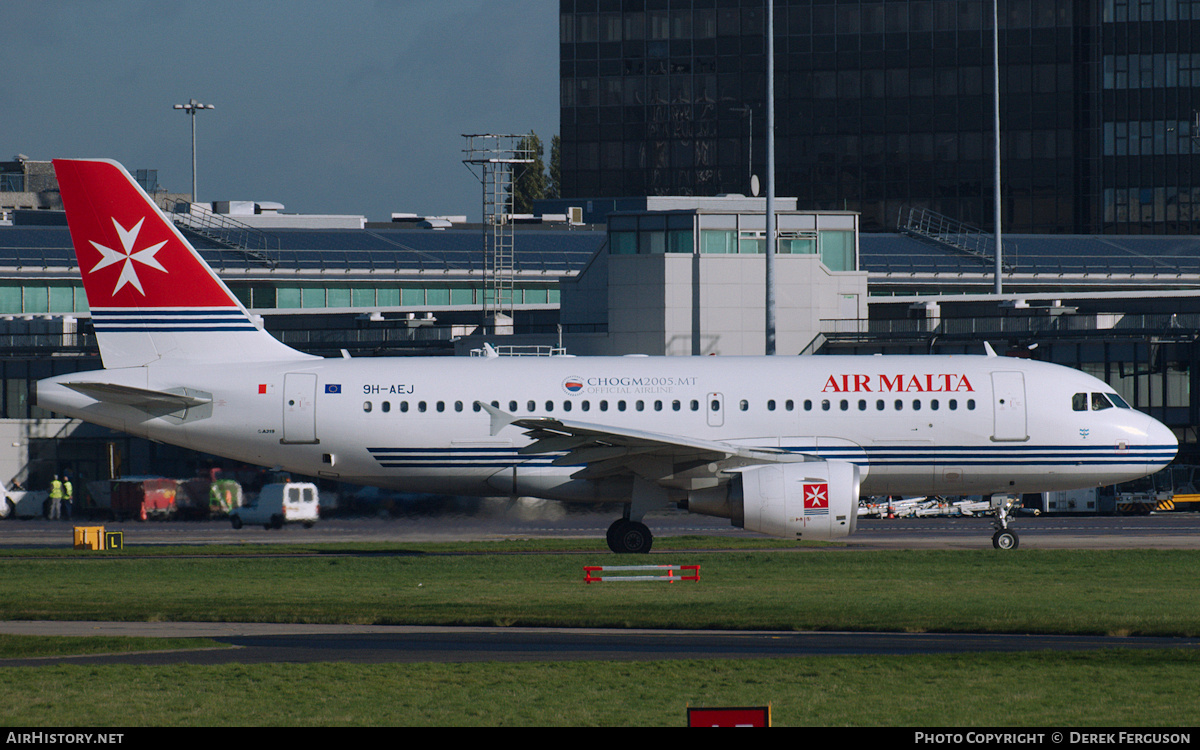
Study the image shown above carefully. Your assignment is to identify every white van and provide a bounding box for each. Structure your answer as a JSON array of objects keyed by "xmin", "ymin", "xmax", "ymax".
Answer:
[{"xmin": 229, "ymin": 482, "xmax": 319, "ymax": 529}]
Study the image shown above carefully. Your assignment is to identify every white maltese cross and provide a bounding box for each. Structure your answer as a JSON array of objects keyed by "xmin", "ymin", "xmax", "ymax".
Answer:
[{"xmin": 89, "ymin": 217, "xmax": 168, "ymax": 296}]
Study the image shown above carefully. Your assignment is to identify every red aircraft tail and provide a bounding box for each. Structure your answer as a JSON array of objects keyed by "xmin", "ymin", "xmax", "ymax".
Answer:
[{"xmin": 53, "ymin": 159, "xmax": 311, "ymax": 369}]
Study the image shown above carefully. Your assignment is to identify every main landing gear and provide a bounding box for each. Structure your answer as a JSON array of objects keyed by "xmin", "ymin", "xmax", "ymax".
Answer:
[
  {"xmin": 606, "ymin": 476, "xmax": 663, "ymax": 553},
  {"xmin": 607, "ymin": 518, "xmax": 653, "ymax": 554},
  {"xmin": 991, "ymin": 495, "xmax": 1020, "ymax": 550}
]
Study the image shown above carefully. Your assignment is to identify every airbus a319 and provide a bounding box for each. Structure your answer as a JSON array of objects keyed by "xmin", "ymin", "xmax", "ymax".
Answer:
[{"xmin": 37, "ymin": 159, "xmax": 1177, "ymax": 551}]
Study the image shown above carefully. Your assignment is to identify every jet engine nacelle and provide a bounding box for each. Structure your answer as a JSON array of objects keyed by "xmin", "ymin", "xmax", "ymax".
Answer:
[{"xmin": 731, "ymin": 460, "xmax": 860, "ymax": 541}]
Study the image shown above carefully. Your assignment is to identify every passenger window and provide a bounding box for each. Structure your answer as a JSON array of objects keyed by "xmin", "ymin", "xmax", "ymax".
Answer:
[
  {"xmin": 455, "ymin": 401, "xmax": 463, "ymax": 412},
  {"xmin": 363, "ymin": 401, "xmax": 372, "ymax": 413},
  {"xmin": 436, "ymin": 401, "xmax": 445, "ymax": 412},
  {"xmin": 563, "ymin": 400, "xmax": 572, "ymax": 412},
  {"xmin": 876, "ymin": 399, "xmax": 884, "ymax": 411},
  {"xmin": 740, "ymin": 400, "xmax": 749, "ymax": 411},
  {"xmin": 419, "ymin": 401, "xmax": 427, "ymax": 412},
  {"xmin": 401, "ymin": 401, "xmax": 409, "ymax": 412},
  {"xmin": 636, "ymin": 400, "xmax": 645, "ymax": 411},
  {"xmin": 821, "ymin": 399, "xmax": 831, "ymax": 411},
  {"xmin": 840, "ymin": 399, "xmax": 849, "ymax": 411},
  {"xmin": 582, "ymin": 400, "xmax": 591, "ymax": 411},
  {"xmin": 785, "ymin": 399, "xmax": 794, "ymax": 411},
  {"xmin": 618, "ymin": 400, "xmax": 626, "ymax": 411},
  {"xmin": 690, "ymin": 400, "xmax": 699, "ymax": 411},
  {"xmin": 858, "ymin": 399, "xmax": 867, "ymax": 411},
  {"xmin": 382, "ymin": 401, "xmax": 391, "ymax": 413},
  {"xmin": 600, "ymin": 400, "xmax": 608, "ymax": 411},
  {"xmin": 804, "ymin": 399, "xmax": 813, "ymax": 411},
  {"xmin": 949, "ymin": 399, "xmax": 957, "ymax": 410},
  {"xmin": 931, "ymin": 399, "xmax": 939, "ymax": 411},
  {"xmin": 672, "ymin": 400, "xmax": 681, "ymax": 411},
  {"xmin": 894, "ymin": 399, "xmax": 903, "ymax": 411},
  {"xmin": 767, "ymin": 399, "xmax": 776, "ymax": 411},
  {"xmin": 527, "ymin": 400, "xmax": 536, "ymax": 412},
  {"xmin": 913, "ymin": 399, "xmax": 921, "ymax": 411},
  {"xmin": 967, "ymin": 399, "xmax": 976, "ymax": 410},
  {"xmin": 654, "ymin": 400, "xmax": 663, "ymax": 411},
  {"xmin": 1072, "ymin": 393, "xmax": 1088, "ymax": 411},
  {"xmin": 545, "ymin": 400, "xmax": 555, "ymax": 412},
  {"xmin": 711, "ymin": 399, "xmax": 720, "ymax": 412},
  {"xmin": 509, "ymin": 400, "xmax": 518, "ymax": 412}
]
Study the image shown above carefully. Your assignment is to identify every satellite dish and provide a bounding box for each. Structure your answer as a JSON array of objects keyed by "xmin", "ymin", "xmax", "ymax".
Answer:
[{"xmin": 750, "ymin": 175, "xmax": 760, "ymax": 197}]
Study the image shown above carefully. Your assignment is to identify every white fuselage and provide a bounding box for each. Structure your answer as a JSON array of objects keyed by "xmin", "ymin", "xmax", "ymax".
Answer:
[{"xmin": 38, "ymin": 353, "xmax": 1177, "ymax": 503}]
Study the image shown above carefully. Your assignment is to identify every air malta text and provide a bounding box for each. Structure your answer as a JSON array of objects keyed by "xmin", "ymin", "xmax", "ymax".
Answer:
[{"xmin": 822, "ymin": 373, "xmax": 976, "ymax": 393}]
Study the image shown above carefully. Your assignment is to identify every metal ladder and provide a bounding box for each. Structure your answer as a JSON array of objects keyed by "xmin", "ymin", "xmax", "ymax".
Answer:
[
  {"xmin": 898, "ymin": 206, "xmax": 1013, "ymax": 271},
  {"xmin": 164, "ymin": 200, "xmax": 278, "ymax": 268}
]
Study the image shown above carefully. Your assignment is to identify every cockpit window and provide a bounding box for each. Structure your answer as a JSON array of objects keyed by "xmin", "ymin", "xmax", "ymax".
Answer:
[
  {"xmin": 1108, "ymin": 392, "xmax": 1132, "ymax": 409},
  {"xmin": 1091, "ymin": 392, "xmax": 1114, "ymax": 411},
  {"xmin": 1075, "ymin": 392, "xmax": 1130, "ymax": 411}
]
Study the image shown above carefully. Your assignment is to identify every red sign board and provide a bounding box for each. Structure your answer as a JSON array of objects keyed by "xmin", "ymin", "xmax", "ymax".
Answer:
[{"xmin": 687, "ymin": 706, "xmax": 771, "ymax": 727}]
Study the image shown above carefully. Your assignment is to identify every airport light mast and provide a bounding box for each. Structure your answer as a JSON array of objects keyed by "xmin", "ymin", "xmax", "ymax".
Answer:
[
  {"xmin": 173, "ymin": 98, "xmax": 215, "ymax": 203},
  {"xmin": 765, "ymin": 0, "xmax": 777, "ymax": 355}
]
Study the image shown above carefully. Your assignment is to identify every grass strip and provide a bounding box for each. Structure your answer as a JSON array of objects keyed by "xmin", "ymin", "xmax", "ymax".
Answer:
[
  {"xmin": 1, "ymin": 547, "xmax": 1198, "ymax": 637},
  {"xmin": 1, "ymin": 649, "xmax": 1197, "ymax": 727}
]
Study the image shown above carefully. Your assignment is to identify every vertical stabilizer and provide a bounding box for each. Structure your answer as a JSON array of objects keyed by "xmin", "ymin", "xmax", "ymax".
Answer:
[{"xmin": 53, "ymin": 158, "xmax": 314, "ymax": 368}]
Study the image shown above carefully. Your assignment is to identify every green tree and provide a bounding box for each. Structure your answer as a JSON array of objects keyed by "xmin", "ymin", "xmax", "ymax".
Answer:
[
  {"xmin": 547, "ymin": 134, "xmax": 561, "ymax": 201},
  {"xmin": 512, "ymin": 132, "xmax": 547, "ymax": 215}
]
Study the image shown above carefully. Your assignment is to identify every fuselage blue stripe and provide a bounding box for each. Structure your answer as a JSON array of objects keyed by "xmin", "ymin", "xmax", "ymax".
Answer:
[{"xmin": 365, "ymin": 443, "xmax": 1170, "ymax": 471}]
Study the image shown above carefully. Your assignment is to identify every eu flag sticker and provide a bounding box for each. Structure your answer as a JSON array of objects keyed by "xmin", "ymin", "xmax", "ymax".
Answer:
[{"xmin": 325, "ymin": 384, "xmax": 342, "ymax": 394}]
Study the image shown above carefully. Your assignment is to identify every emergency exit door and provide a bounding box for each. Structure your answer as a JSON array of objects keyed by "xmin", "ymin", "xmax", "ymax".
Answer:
[{"xmin": 707, "ymin": 392, "xmax": 724, "ymax": 427}]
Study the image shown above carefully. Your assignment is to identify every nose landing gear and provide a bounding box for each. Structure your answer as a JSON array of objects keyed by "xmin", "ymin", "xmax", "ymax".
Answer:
[{"xmin": 992, "ymin": 495, "xmax": 1020, "ymax": 550}]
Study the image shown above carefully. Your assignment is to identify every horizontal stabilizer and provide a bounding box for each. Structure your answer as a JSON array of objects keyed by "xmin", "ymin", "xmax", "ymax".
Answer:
[{"xmin": 64, "ymin": 382, "xmax": 212, "ymax": 411}]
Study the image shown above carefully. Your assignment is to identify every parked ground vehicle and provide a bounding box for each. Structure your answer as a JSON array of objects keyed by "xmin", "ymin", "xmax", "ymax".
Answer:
[
  {"xmin": 229, "ymin": 482, "xmax": 319, "ymax": 529},
  {"xmin": 2, "ymin": 490, "xmax": 47, "ymax": 519},
  {"xmin": 110, "ymin": 477, "xmax": 177, "ymax": 521}
]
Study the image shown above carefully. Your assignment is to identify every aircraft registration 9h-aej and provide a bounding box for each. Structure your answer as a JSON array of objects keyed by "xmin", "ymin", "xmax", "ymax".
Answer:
[{"xmin": 37, "ymin": 159, "xmax": 1178, "ymax": 552}]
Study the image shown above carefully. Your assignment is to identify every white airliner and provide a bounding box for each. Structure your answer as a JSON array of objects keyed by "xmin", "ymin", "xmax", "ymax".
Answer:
[{"xmin": 37, "ymin": 159, "xmax": 1178, "ymax": 551}]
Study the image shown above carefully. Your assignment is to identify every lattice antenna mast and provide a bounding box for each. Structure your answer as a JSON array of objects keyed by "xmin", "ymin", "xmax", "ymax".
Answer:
[{"xmin": 462, "ymin": 134, "xmax": 534, "ymax": 332}]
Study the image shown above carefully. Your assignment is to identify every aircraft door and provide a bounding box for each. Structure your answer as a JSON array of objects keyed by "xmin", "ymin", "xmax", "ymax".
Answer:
[
  {"xmin": 990, "ymin": 371, "xmax": 1028, "ymax": 442},
  {"xmin": 707, "ymin": 392, "xmax": 724, "ymax": 427},
  {"xmin": 282, "ymin": 373, "xmax": 319, "ymax": 444}
]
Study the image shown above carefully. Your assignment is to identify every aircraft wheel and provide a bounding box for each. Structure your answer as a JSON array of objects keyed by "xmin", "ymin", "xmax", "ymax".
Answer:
[
  {"xmin": 605, "ymin": 519, "xmax": 627, "ymax": 552},
  {"xmin": 230, "ymin": 516, "xmax": 243, "ymax": 529},
  {"xmin": 609, "ymin": 520, "xmax": 653, "ymax": 554},
  {"xmin": 992, "ymin": 529, "xmax": 1019, "ymax": 550}
]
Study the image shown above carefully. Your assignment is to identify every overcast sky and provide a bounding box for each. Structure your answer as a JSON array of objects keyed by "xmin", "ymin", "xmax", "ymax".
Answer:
[{"xmin": 3, "ymin": 1, "xmax": 558, "ymax": 222}]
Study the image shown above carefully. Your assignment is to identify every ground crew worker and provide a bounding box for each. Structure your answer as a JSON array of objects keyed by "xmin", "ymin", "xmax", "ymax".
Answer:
[
  {"xmin": 48, "ymin": 475, "xmax": 64, "ymax": 520},
  {"xmin": 62, "ymin": 475, "xmax": 74, "ymax": 520}
]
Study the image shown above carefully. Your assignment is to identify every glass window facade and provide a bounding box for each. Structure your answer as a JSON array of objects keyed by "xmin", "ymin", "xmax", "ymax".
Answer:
[
  {"xmin": 560, "ymin": 0, "xmax": 1200, "ymax": 235},
  {"xmin": 607, "ymin": 210, "xmax": 857, "ymax": 270}
]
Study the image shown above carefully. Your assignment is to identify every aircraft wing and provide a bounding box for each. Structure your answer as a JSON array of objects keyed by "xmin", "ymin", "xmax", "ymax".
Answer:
[
  {"xmin": 63, "ymin": 382, "xmax": 212, "ymax": 411},
  {"xmin": 477, "ymin": 401, "xmax": 811, "ymax": 484}
]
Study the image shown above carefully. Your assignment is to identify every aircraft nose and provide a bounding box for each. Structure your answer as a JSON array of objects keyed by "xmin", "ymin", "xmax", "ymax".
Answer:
[{"xmin": 1147, "ymin": 415, "xmax": 1178, "ymax": 465}]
